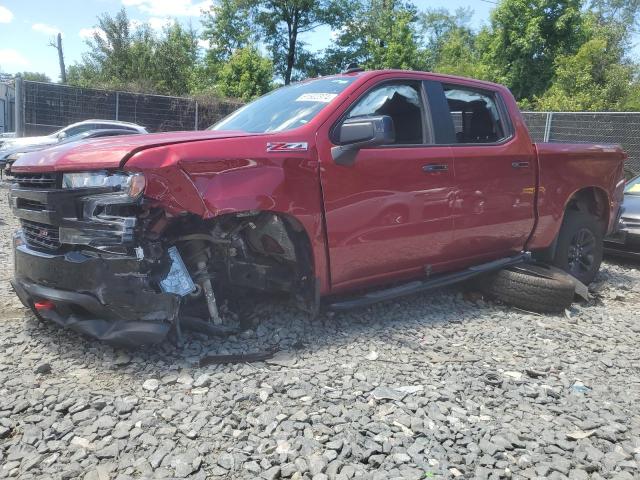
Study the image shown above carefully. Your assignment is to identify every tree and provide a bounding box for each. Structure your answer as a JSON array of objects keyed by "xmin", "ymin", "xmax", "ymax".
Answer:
[
  {"xmin": 324, "ymin": 0, "xmax": 425, "ymax": 73},
  {"xmin": 254, "ymin": 0, "xmax": 350, "ymax": 84},
  {"xmin": 590, "ymin": 0, "xmax": 640, "ymax": 30},
  {"xmin": 152, "ymin": 23, "xmax": 199, "ymax": 95},
  {"xmin": 420, "ymin": 7, "xmax": 473, "ymax": 69},
  {"xmin": 202, "ymin": 0, "xmax": 351, "ymax": 84},
  {"xmin": 535, "ymin": 14, "xmax": 640, "ymax": 110},
  {"xmin": 367, "ymin": 5, "xmax": 425, "ymax": 69},
  {"xmin": 19, "ymin": 72, "xmax": 51, "ymax": 82},
  {"xmin": 420, "ymin": 7, "xmax": 491, "ymax": 79},
  {"xmin": 48, "ymin": 33, "xmax": 67, "ymax": 83},
  {"xmin": 68, "ymin": 9, "xmax": 198, "ymax": 95},
  {"xmin": 201, "ymin": 0, "xmax": 253, "ymax": 64},
  {"xmin": 483, "ymin": 0, "xmax": 586, "ymax": 102},
  {"xmin": 215, "ymin": 46, "xmax": 273, "ymax": 100}
]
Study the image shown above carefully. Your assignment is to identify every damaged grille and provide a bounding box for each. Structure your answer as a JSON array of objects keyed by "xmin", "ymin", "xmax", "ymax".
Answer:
[
  {"xmin": 16, "ymin": 198, "xmax": 46, "ymax": 211},
  {"xmin": 21, "ymin": 220, "xmax": 61, "ymax": 250},
  {"xmin": 10, "ymin": 171, "xmax": 139, "ymax": 252},
  {"xmin": 12, "ymin": 173, "xmax": 59, "ymax": 189}
]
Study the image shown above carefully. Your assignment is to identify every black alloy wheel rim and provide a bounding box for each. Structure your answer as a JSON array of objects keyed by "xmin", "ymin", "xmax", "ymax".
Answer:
[{"xmin": 568, "ymin": 227, "xmax": 596, "ymax": 275}]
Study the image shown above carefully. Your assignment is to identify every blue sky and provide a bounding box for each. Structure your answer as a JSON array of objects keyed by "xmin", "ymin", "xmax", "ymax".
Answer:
[{"xmin": 0, "ymin": 0, "xmax": 493, "ymax": 81}]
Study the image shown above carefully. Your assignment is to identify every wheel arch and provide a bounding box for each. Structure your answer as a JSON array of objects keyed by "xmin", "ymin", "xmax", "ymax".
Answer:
[
  {"xmin": 533, "ymin": 186, "xmax": 609, "ymax": 262},
  {"xmin": 564, "ymin": 186, "xmax": 610, "ymax": 228},
  {"xmin": 180, "ymin": 209, "xmax": 320, "ymax": 312}
]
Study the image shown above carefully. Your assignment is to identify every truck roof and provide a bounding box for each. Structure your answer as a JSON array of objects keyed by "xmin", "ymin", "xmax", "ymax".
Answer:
[{"xmin": 324, "ymin": 69, "xmax": 508, "ymax": 91}]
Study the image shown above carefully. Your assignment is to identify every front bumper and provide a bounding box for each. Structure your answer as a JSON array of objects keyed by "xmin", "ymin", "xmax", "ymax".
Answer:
[{"xmin": 12, "ymin": 235, "xmax": 180, "ymax": 347}]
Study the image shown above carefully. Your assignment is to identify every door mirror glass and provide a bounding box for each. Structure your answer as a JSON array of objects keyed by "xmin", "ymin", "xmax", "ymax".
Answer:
[
  {"xmin": 332, "ymin": 115, "xmax": 395, "ymax": 166},
  {"xmin": 338, "ymin": 115, "xmax": 394, "ymax": 145}
]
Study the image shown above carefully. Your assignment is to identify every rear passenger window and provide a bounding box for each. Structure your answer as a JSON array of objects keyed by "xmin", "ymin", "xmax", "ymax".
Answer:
[
  {"xmin": 346, "ymin": 83, "xmax": 425, "ymax": 145},
  {"xmin": 443, "ymin": 86, "xmax": 507, "ymax": 144}
]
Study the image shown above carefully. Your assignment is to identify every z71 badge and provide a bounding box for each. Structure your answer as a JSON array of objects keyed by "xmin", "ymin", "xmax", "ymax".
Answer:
[{"xmin": 266, "ymin": 142, "xmax": 308, "ymax": 152}]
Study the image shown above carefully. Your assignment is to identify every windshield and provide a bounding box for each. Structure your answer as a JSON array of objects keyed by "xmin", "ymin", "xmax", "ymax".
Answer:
[
  {"xmin": 211, "ymin": 77, "xmax": 356, "ymax": 133},
  {"xmin": 626, "ymin": 175, "xmax": 640, "ymax": 195}
]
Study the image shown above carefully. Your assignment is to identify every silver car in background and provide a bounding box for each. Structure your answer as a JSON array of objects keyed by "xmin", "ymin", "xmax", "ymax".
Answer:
[{"xmin": 0, "ymin": 119, "xmax": 147, "ymax": 153}]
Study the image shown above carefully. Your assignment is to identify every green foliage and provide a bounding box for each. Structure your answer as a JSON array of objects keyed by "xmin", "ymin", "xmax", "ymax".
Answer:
[
  {"xmin": 367, "ymin": 5, "xmax": 425, "ymax": 70},
  {"xmin": 201, "ymin": 0, "xmax": 253, "ymax": 65},
  {"xmin": 215, "ymin": 46, "xmax": 273, "ymax": 100},
  {"xmin": 484, "ymin": 0, "xmax": 587, "ymax": 101},
  {"xmin": 535, "ymin": 15, "xmax": 640, "ymax": 111},
  {"xmin": 18, "ymin": 72, "xmax": 51, "ymax": 82},
  {"xmin": 152, "ymin": 23, "xmax": 199, "ymax": 95},
  {"xmin": 68, "ymin": 9, "xmax": 198, "ymax": 95},
  {"xmin": 325, "ymin": 0, "xmax": 426, "ymax": 73},
  {"xmin": 420, "ymin": 8, "xmax": 491, "ymax": 79},
  {"xmin": 202, "ymin": 0, "xmax": 350, "ymax": 85},
  {"xmin": 65, "ymin": 0, "xmax": 640, "ymax": 113}
]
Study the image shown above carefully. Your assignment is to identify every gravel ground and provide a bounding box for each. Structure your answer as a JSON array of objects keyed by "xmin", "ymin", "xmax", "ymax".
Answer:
[{"xmin": 1, "ymin": 179, "xmax": 639, "ymax": 480}]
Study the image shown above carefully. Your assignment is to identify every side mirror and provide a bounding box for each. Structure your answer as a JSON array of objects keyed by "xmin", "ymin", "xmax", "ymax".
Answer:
[
  {"xmin": 57, "ymin": 132, "xmax": 67, "ymax": 140},
  {"xmin": 331, "ymin": 115, "xmax": 395, "ymax": 166}
]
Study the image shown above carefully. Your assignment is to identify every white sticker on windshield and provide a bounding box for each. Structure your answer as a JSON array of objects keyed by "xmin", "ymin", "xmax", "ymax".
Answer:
[{"xmin": 295, "ymin": 93, "xmax": 338, "ymax": 103}]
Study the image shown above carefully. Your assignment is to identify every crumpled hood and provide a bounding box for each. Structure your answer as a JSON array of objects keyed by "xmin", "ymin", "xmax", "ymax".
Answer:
[{"xmin": 11, "ymin": 130, "xmax": 252, "ymax": 173}]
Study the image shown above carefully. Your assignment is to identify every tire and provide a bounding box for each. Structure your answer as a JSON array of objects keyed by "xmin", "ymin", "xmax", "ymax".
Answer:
[
  {"xmin": 551, "ymin": 210, "xmax": 604, "ymax": 285},
  {"xmin": 479, "ymin": 265, "xmax": 576, "ymax": 313}
]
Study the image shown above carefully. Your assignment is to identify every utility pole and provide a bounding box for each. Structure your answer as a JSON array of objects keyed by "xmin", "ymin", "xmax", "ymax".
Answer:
[
  {"xmin": 15, "ymin": 75, "xmax": 24, "ymax": 137},
  {"xmin": 48, "ymin": 33, "xmax": 66, "ymax": 83}
]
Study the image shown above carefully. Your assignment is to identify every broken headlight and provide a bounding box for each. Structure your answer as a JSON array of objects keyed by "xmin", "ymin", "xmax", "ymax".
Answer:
[{"xmin": 62, "ymin": 171, "xmax": 146, "ymax": 198}]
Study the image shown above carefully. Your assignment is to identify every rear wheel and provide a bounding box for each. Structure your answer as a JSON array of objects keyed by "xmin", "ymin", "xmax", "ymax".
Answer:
[{"xmin": 551, "ymin": 210, "xmax": 604, "ymax": 285}]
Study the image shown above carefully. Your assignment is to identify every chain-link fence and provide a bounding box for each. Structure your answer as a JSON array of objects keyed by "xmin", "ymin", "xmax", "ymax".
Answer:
[
  {"xmin": 6, "ymin": 79, "xmax": 640, "ymax": 175},
  {"xmin": 18, "ymin": 80, "xmax": 242, "ymax": 136},
  {"xmin": 522, "ymin": 111, "xmax": 640, "ymax": 175}
]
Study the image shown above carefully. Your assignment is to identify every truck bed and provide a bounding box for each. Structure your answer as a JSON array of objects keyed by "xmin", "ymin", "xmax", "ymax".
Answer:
[{"xmin": 527, "ymin": 142, "xmax": 626, "ymax": 250}]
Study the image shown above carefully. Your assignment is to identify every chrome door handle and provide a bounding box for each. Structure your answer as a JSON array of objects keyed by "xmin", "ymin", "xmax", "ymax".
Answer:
[
  {"xmin": 423, "ymin": 164, "xmax": 448, "ymax": 173},
  {"xmin": 512, "ymin": 161, "xmax": 530, "ymax": 169}
]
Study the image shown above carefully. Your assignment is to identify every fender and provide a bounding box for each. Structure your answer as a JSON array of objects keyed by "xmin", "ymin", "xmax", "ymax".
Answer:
[{"xmin": 124, "ymin": 135, "xmax": 332, "ymax": 294}]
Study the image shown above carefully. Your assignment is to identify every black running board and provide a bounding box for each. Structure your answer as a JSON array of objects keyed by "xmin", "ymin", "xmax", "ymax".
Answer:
[{"xmin": 328, "ymin": 253, "xmax": 530, "ymax": 311}]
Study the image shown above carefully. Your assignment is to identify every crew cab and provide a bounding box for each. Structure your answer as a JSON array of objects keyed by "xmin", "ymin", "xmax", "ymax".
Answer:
[{"xmin": 9, "ymin": 70, "xmax": 627, "ymax": 346}]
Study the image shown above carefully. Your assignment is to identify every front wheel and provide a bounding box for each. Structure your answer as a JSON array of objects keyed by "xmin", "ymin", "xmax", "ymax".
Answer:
[{"xmin": 551, "ymin": 210, "xmax": 604, "ymax": 285}]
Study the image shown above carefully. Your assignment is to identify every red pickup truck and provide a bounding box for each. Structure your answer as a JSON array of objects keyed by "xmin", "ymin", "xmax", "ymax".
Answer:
[{"xmin": 9, "ymin": 69, "xmax": 627, "ymax": 346}]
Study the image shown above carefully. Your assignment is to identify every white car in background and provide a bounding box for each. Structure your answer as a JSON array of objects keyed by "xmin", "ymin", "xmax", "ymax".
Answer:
[{"xmin": 0, "ymin": 119, "xmax": 147, "ymax": 151}]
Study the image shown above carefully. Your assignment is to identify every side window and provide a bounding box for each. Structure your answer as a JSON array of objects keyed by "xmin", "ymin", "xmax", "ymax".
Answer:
[
  {"xmin": 443, "ymin": 86, "xmax": 507, "ymax": 144},
  {"xmin": 63, "ymin": 124, "xmax": 95, "ymax": 138},
  {"xmin": 347, "ymin": 83, "xmax": 424, "ymax": 145}
]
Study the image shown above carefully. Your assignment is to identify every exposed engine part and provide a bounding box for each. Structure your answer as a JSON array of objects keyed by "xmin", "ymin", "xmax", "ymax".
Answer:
[
  {"xmin": 197, "ymin": 259, "xmax": 222, "ymax": 324},
  {"xmin": 175, "ymin": 237, "xmax": 223, "ymax": 325},
  {"xmin": 160, "ymin": 211, "xmax": 317, "ymax": 325},
  {"xmin": 245, "ymin": 214, "xmax": 297, "ymax": 262}
]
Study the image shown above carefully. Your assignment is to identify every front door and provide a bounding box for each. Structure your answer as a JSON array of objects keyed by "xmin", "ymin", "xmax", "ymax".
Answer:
[{"xmin": 317, "ymin": 79, "xmax": 456, "ymax": 291}]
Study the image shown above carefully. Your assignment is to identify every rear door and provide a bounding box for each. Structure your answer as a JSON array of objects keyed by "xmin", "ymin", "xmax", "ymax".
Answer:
[
  {"xmin": 317, "ymin": 77, "xmax": 455, "ymax": 291},
  {"xmin": 425, "ymin": 80, "xmax": 536, "ymax": 262}
]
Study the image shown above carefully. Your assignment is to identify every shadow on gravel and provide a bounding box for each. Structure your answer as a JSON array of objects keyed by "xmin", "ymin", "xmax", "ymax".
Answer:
[
  {"xmin": 18, "ymin": 260, "xmax": 631, "ymax": 377},
  {"xmin": 20, "ymin": 282, "xmax": 493, "ymax": 375}
]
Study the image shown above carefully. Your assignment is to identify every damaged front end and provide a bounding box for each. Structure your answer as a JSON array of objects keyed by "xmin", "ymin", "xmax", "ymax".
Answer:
[
  {"xmin": 10, "ymin": 170, "xmax": 315, "ymax": 347},
  {"xmin": 10, "ymin": 171, "xmax": 183, "ymax": 347}
]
